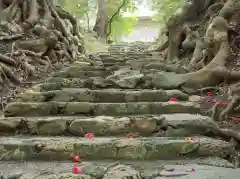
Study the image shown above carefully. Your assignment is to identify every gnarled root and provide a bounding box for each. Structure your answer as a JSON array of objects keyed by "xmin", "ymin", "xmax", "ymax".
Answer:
[
  {"xmin": 166, "ymin": 0, "xmax": 213, "ymax": 62},
  {"xmin": 216, "ymin": 82, "xmax": 240, "ymax": 121},
  {"xmin": 0, "ymin": 0, "xmax": 84, "ymax": 100},
  {"xmin": 158, "ymin": 0, "xmax": 240, "ymax": 123}
]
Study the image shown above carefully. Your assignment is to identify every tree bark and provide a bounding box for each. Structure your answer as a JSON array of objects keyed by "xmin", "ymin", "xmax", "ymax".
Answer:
[
  {"xmin": 152, "ymin": 0, "xmax": 240, "ymax": 121},
  {"xmin": 0, "ymin": 0, "xmax": 83, "ymax": 90},
  {"xmin": 93, "ymin": 0, "xmax": 108, "ymax": 40}
]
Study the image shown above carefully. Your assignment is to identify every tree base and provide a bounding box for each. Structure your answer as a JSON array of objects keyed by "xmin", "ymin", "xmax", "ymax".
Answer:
[
  {"xmin": 153, "ymin": 0, "xmax": 240, "ymax": 122},
  {"xmin": 0, "ymin": 0, "xmax": 84, "ymax": 109}
]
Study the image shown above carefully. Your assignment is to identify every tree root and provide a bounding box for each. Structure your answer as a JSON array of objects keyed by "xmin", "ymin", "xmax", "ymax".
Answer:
[
  {"xmin": 0, "ymin": 34, "xmax": 24, "ymax": 41},
  {"xmin": 0, "ymin": 63, "xmax": 20, "ymax": 84},
  {"xmin": 182, "ymin": 26, "xmax": 200, "ymax": 52},
  {"xmin": 55, "ymin": 5, "xmax": 80, "ymax": 37},
  {"xmin": 0, "ymin": 0, "xmax": 19, "ymax": 22},
  {"xmin": 51, "ymin": 6, "xmax": 69, "ymax": 37},
  {"xmin": 166, "ymin": 0, "xmax": 214, "ymax": 62},
  {"xmin": 0, "ymin": 0, "xmax": 84, "ymax": 99},
  {"xmin": 0, "ymin": 53, "xmax": 16, "ymax": 66},
  {"xmin": 22, "ymin": 0, "xmax": 39, "ymax": 29},
  {"xmin": 213, "ymin": 82, "xmax": 240, "ymax": 121},
  {"xmin": 213, "ymin": 127, "xmax": 240, "ymax": 143},
  {"xmin": 204, "ymin": 2, "xmax": 225, "ymax": 21},
  {"xmin": 186, "ymin": 86, "xmax": 219, "ymax": 95},
  {"xmin": 159, "ymin": 0, "xmax": 240, "ymax": 124},
  {"xmin": 186, "ymin": 38, "xmax": 206, "ymax": 71}
]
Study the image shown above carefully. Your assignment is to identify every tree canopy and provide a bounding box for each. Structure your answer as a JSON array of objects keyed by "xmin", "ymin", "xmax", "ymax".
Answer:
[{"xmin": 53, "ymin": 0, "xmax": 183, "ymax": 41}]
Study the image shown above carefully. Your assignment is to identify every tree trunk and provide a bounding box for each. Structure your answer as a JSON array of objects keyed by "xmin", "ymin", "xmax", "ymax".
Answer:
[{"xmin": 93, "ymin": 0, "xmax": 108, "ymax": 40}]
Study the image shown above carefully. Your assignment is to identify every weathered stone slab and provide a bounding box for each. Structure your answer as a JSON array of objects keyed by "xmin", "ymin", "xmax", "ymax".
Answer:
[
  {"xmin": 102, "ymin": 164, "xmax": 142, "ymax": 179},
  {"xmin": 0, "ymin": 114, "xmax": 225, "ymax": 138},
  {"xmin": 163, "ymin": 114, "xmax": 220, "ymax": 137},
  {"xmin": 0, "ymin": 136, "xmax": 234, "ymax": 161},
  {"xmin": 52, "ymin": 70, "xmax": 109, "ymax": 78},
  {"xmin": 125, "ymin": 59, "xmax": 164, "ymax": 69},
  {"xmin": 41, "ymin": 77, "xmax": 117, "ymax": 91},
  {"xmin": 65, "ymin": 66, "xmax": 105, "ymax": 71},
  {"xmin": 143, "ymin": 62, "xmax": 188, "ymax": 73},
  {"xmin": 93, "ymin": 102, "xmax": 200, "ymax": 116},
  {"xmin": 165, "ymin": 90, "xmax": 189, "ymax": 101},
  {"xmin": 106, "ymin": 69, "xmax": 144, "ymax": 89},
  {"xmin": 0, "ymin": 116, "xmax": 164, "ymax": 136},
  {"xmin": 4, "ymin": 102, "xmax": 201, "ymax": 117},
  {"xmin": 0, "ymin": 158, "xmax": 237, "ymax": 179},
  {"xmin": 69, "ymin": 116, "xmax": 131, "ymax": 136},
  {"xmin": 16, "ymin": 89, "xmax": 172, "ymax": 103},
  {"xmin": 151, "ymin": 72, "xmax": 185, "ymax": 90},
  {"xmin": 71, "ymin": 61, "xmax": 92, "ymax": 67}
]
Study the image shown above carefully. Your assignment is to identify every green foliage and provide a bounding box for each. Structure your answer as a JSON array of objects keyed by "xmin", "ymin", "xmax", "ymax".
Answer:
[
  {"xmin": 109, "ymin": 16, "xmax": 137, "ymax": 41},
  {"xmin": 107, "ymin": 0, "xmax": 137, "ymax": 41},
  {"xmin": 55, "ymin": 0, "xmax": 96, "ymax": 19},
  {"xmin": 55, "ymin": 0, "xmax": 136, "ymax": 39},
  {"xmin": 151, "ymin": 0, "xmax": 184, "ymax": 23},
  {"xmin": 54, "ymin": 0, "xmax": 185, "ymax": 41}
]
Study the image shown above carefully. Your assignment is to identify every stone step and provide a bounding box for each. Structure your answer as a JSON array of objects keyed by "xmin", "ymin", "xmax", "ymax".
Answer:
[
  {"xmin": 1, "ymin": 159, "xmax": 238, "ymax": 178},
  {"xmin": 0, "ymin": 114, "xmax": 219, "ymax": 137},
  {"xmin": 125, "ymin": 59, "xmax": 163, "ymax": 66},
  {"xmin": 103, "ymin": 62, "xmax": 125, "ymax": 67},
  {"xmin": 101, "ymin": 58, "xmax": 162, "ymax": 65},
  {"xmin": 143, "ymin": 62, "xmax": 188, "ymax": 73},
  {"xmin": 98, "ymin": 55, "xmax": 117, "ymax": 60},
  {"xmin": 52, "ymin": 70, "xmax": 110, "ymax": 78},
  {"xmin": 63, "ymin": 66, "xmax": 106, "ymax": 71},
  {"xmin": 100, "ymin": 58, "xmax": 124, "ymax": 64},
  {"xmin": 4, "ymin": 101, "xmax": 201, "ymax": 117},
  {"xmin": 35, "ymin": 78, "xmax": 120, "ymax": 91},
  {"xmin": 103, "ymin": 61, "xmax": 161, "ymax": 70},
  {"xmin": 0, "ymin": 136, "xmax": 234, "ymax": 161},
  {"xmin": 16, "ymin": 89, "xmax": 189, "ymax": 103}
]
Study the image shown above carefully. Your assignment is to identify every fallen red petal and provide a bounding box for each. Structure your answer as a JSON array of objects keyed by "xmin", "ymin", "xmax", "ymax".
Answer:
[
  {"xmin": 169, "ymin": 98, "xmax": 177, "ymax": 102},
  {"xmin": 207, "ymin": 92, "xmax": 212, "ymax": 96},
  {"xmin": 72, "ymin": 165, "xmax": 80, "ymax": 174},
  {"xmin": 72, "ymin": 155, "xmax": 80, "ymax": 162},
  {"xmin": 85, "ymin": 132, "xmax": 95, "ymax": 139},
  {"xmin": 186, "ymin": 168, "xmax": 195, "ymax": 172},
  {"xmin": 231, "ymin": 119, "xmax": 240, "ymax": 124}
]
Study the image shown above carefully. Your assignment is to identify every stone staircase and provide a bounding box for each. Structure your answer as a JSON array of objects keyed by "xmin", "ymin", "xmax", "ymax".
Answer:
[{"xmin": 0, "ymin": 42, "xmax": 239, "ymax": 179}]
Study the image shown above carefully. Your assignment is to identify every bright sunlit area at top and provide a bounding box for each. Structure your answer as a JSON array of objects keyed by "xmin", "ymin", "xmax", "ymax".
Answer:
[
  {"xmin": 123, "ymin": 6, "xmax": 155, "ymax": 17},
  {"xmin": 123, "ymin": 1, "xmax": 156, "ymax": 17},
  {"xmin": 121, "ymin": 2, "xmax": 158, "ymax": 42}
]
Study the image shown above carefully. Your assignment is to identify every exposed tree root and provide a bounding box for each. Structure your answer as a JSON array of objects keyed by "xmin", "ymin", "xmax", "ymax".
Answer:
[
  {"xmin": 152, "ymin": 0, "xmax": 240, "ymax": 121},
  {"xmin": 0, "ymin": 34, "xmax": 23, "ymax": 41},
  {"xmin": 217, "ymin": 82, "xmax": 240, "ymax": 121},
  {"xmin": 0, "ymin": 0, "xmax": 84, "ymax": 109},
  {"xmin": 0, "ymin": 53, "xmax": 16, "ymax": 66}
]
